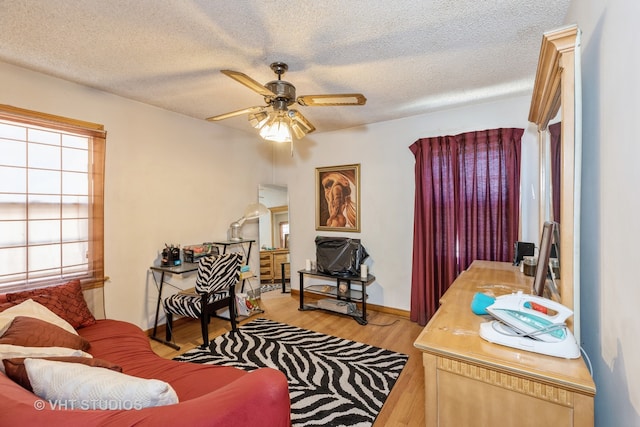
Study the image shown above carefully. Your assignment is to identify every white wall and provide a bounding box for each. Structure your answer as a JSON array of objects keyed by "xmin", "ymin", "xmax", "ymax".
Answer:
[
  {"xmin": 274, "ymin": 95, "xmax": 539, "ymax": 312},
  {"xmin": 567, "ymin": 0, "xmax": 640, "ymax": 425},
  {"xmin": 0, "ymin": 61, "xmax": 271, "ymax": 329}
]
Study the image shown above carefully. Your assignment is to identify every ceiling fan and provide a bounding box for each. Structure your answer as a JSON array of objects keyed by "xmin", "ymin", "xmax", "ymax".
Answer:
[{"xmin": 206, "ymin": 62, "xmax": 366, "ymax": 144}]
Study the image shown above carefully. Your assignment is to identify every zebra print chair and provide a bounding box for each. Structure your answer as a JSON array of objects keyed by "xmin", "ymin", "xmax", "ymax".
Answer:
[{"xmin": 163, "ymin": 252, "xmax": 242, "ymax": 348}]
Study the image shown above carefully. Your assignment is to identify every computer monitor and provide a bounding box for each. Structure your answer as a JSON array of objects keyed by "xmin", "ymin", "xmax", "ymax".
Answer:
[{"xmin": 532, "ymin": 221, "xmax": 560, "ymax": 299}]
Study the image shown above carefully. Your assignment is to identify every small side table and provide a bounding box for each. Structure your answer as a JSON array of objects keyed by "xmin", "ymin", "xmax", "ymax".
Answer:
[{"xmin": 149, "ymin": 262, "xmax": 199, "ymax": 350}]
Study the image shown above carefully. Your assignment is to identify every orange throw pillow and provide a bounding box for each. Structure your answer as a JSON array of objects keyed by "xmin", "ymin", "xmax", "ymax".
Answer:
[
  {"xmin": 5, "ymin": 280, "xmax": 96, "ymax": 328},
  {"xmin": 0, "ymin": 316, "xmax": 90, "ymax": 351}
]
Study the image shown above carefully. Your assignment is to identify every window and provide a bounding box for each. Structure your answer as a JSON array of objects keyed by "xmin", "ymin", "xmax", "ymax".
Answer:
[
  {"xmin": 279, "ymin": 221, "xmax": 289, "ymax": 248},
  {"xmin": 409, "ymin": 128, "xmax": 522, "ymax": 325},
  {"xmin": 0, "ymin": 105, "xmax": 106, "ymax": 292}
]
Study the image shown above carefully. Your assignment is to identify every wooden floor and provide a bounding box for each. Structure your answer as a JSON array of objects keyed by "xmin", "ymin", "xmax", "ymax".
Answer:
[{"xmin": 150, "ymin": 289, "xmax": 426, "ymax": 426}]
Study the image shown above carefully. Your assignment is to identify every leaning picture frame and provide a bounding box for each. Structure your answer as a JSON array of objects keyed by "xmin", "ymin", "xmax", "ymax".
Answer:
[{"xmin": 316, "ymin": 163, "xmax": 361, "ymax": 232}]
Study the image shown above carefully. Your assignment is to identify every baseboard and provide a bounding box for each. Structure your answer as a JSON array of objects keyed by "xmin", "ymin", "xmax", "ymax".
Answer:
[{"xmin": 290, "ymin": 289, "xmax": 410, "ymax": 319}]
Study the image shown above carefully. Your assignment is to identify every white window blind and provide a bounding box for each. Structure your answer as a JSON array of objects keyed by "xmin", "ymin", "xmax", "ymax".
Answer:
[{"xmin": 0, "ymin": 106, "xmax": 105, "ymax": 292}]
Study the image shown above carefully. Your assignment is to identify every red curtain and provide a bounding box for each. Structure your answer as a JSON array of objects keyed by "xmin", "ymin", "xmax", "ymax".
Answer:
[
  {"xmin": 409, "ymin": 136, "xmax": 458, "ymax": 326},
  {"xmin": 549, "ymin": 122, "xmax": 561, "ymax": 223},
  {"xmin": 409, "ymin": 128, "xmax": 523, "ymax": 326}
]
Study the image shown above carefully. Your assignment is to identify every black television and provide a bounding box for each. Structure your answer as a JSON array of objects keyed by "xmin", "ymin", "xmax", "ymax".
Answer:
[
  {"xmin": 315, "ymin": 236, "xmax": 368, "ymax": 277},
  {"xmin": 532, "ymin": 221, "xmax": 560, "ymax": 300}
]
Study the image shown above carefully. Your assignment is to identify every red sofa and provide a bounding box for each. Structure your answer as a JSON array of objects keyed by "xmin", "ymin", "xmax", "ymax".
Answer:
[{"xmin": 0, "ymin": 294, "xmax": 291, "ymax": 426}]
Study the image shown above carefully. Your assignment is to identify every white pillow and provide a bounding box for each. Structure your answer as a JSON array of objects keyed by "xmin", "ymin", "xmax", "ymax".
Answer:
[
  {"xmin": 0, "ymin": 299, "xmax": 77, "ymax": 336},
  {"xmin": 0, "ymin": 345, "xmax": 92, "ymax": 374},
  {"xmin": 25, "ymin": 358, "xmax": 179, "ymax": 410}
]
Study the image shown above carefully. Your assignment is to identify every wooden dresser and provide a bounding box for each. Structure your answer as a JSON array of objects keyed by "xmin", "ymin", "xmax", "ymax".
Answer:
[
  {"xmin": 259, "ymin": 249, "xmax": 290, "ymax": 283},
  {"xmin": 414, "ymin": 260, "xmax": 595, "ymax": 427}
]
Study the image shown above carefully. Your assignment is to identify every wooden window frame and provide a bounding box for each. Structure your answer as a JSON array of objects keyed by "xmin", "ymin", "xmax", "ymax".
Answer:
[{"xmin": 0, "ymin": 104, "xmax": 106, "ymax": 291}]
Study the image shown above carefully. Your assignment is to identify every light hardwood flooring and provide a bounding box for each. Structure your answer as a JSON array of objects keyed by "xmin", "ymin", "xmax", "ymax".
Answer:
[{"xmin": 150, "ymin": 289, "xmax": 426, "ymax": 426}]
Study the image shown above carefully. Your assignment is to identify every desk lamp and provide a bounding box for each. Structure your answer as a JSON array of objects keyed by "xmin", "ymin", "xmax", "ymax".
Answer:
[{"xmin": 229, "ymin": 202, "xmax": 269, "ymax": 241}]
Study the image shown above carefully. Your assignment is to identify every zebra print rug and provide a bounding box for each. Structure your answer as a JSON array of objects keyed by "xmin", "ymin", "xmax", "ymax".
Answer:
[{"xmin": 174, "ymin": 318, "xmax": 408, "ymax": 427}]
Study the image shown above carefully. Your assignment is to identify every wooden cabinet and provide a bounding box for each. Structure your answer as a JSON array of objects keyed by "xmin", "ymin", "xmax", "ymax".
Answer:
[
  {"xmin": 272, "ymin": 251, "xmax": 290, "ymax": 282},
  {"xmin": 259, "ymin": 249, "xmax": 290, "ymax": 282},
  {"xmin": 414, "ymin": 261, "xmax": 595, "ymax": 427}
]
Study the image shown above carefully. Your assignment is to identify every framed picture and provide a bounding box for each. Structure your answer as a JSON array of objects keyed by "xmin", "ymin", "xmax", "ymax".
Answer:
[{"xmin": 316, "ymin": 163, "xmax": 361, "ymax": 232}]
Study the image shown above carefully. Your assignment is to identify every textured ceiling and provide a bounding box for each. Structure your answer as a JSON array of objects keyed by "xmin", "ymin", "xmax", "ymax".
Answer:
[{"xmin": 0, "ymin": 0, "xmax": 570, "ymax": 135}]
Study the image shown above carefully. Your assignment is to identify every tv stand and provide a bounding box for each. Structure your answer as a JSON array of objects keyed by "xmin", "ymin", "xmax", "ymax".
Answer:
[{"xmin": 298, "ymin": 269, "xmax": 375, "ymax": 325}]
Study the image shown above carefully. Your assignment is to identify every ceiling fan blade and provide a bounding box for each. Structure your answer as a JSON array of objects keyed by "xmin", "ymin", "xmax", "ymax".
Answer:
[
  {"xmin": 206, "ymin": 106, "xmax": 266, "ymax": 121},
  {"xmin": 221, "ymin": 70, "xmax": 276, "ymax": 97},
  {"xmin": 297, "ymin": 93, "xmax": 367, "ymax": 107}
]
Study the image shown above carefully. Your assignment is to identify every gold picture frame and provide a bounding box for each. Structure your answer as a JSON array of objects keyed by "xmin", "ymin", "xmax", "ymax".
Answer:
[{"xmin": 316, "ymin": 163, "xmax": 361, "ymax": 232}]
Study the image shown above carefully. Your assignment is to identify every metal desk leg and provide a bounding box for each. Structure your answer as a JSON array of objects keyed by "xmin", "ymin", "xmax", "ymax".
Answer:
[
  {"xmin": 245, "ymin": 241, "xmax": 253, "ymax": 262},
  {"xmin": 242, "ymin": 241, "xmax": 253, "ymax": 293},
  {"xmin": 152, "ymin": 271, "xmax": 165, "ymax": 338},
  {"xmin": 150, "ymin": 270, "xmax": 180, "ymax": 350}
]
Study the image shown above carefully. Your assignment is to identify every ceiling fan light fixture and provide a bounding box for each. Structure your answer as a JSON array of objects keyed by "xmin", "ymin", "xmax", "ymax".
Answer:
[
  {"xmin": 259, "ymin": 112, "xmax": 292, "ymax": 143},
  {"xmin": 248, "ymin": 111, "xmax": 269, "ymax": 128},
  {"xmin": 290, "ymin": 121, "xmax": 307, "ymax": 139},
  {"xmin": 288, "ymin": 109, "xmax": 315, "ymax": 139}
]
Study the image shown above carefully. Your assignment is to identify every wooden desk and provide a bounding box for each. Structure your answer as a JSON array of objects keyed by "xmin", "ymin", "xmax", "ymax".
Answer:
[{"xmin": 414, "ymin": 260, "xmax": 595, "ymax": 427}]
